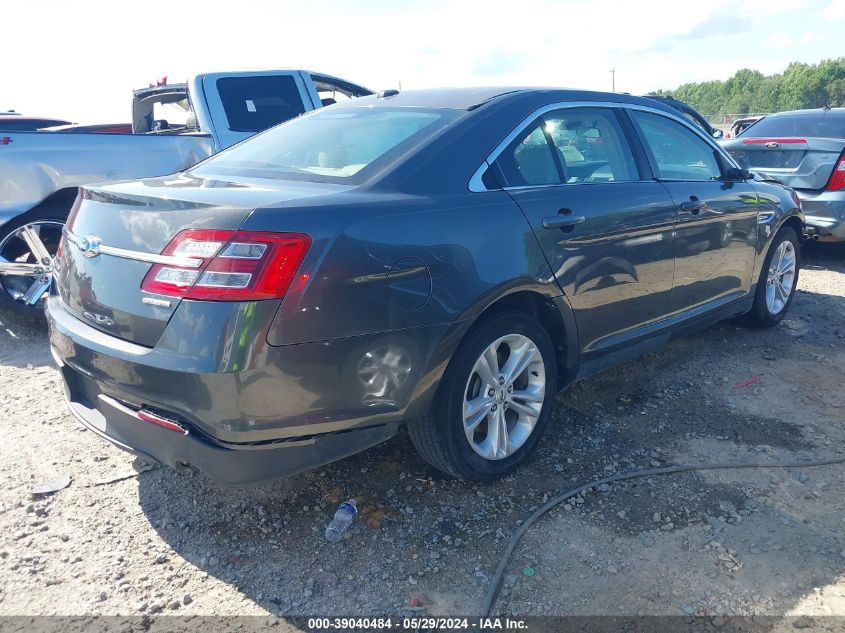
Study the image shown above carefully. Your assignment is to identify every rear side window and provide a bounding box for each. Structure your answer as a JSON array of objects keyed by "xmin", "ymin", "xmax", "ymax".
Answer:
[
  {"xmin": 632, "ymin": 111, "xmax": 722, "ymax": 181},
  {"xmin": 493, "ymin": 107, "xmax": 639, "ymax": 187},
  {"xmin": 496, "ymin": 121, "xmax": 561, "ymax": 187},
  {"xmin": 544, "ymin": 108, "xmax": 638, "ymax": 183},
  {"xmin": 216, "ymin": 76, "xmax": 306, "ymax": 133},
  {"xmin": 741, "ymin": 112, "xmax": 845, "ymax": 139}
]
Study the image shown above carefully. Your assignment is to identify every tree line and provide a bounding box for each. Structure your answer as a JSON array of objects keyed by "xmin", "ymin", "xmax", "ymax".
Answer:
[{"xmin": 649, "ymin": 58, "xmax": 845, "ymax": 115}]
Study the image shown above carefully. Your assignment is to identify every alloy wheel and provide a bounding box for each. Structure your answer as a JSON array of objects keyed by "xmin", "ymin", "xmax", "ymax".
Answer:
[
  {"xmin": 0, "ymin": 221, "xmax": 63, "ymax": 306},
  {"xmin": 765, "ymin": 239, "xmax": 796, "ymax": 315},
  {"xmin": 463, "ymin": 333, "xmax": 546, "ymax": 460}
]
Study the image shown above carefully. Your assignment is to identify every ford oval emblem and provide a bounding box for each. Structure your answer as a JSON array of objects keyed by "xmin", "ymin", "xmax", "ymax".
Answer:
[
  {"xmin": 765, "ymin": 141, "xmax": 780, "ymax": 149},
  {"xmin": 77, "ymin": 235, "xmax": 102, "ymax": 258}
]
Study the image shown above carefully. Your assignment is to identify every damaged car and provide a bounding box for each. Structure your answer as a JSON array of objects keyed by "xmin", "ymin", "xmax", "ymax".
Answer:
[{"xmin": 49, "ymin": 88, "xmax": 803, "ymax": 484}]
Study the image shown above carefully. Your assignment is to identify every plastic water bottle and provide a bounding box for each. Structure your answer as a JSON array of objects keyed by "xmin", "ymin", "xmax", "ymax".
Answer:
[{"xmin": 325, "ymin": 499, "xmax": 357, "ymax": 542}]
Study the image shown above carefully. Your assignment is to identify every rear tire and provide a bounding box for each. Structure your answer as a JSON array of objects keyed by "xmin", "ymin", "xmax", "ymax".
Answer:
[
  {"xmin": 746, "ymin": 226, "xmax": 800, "ymax": 327},
  {"xmin": 408, "ymin": 311, "xmax": 557, "ymax": 481}
]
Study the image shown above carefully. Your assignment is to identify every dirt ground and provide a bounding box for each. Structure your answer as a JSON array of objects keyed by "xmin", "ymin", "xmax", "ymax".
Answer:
[{"xmin": 1, "ymin": 242, "xmax": 844, "ymax": 628}]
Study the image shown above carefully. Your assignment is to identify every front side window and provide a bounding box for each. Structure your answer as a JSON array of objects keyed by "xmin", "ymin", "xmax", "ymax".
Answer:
[
  {"xmin": 544, "ymin": 108, "xmax": 638, "ymax": 184},
  {"xmin": 216, "ymin": 76, "xmax": 307, "ymax": 133},
  {"xmin": 193, "ymin": 107, "xmax": 454, "ymax": 183},
  {"xmin": 632, "ymin": 111, "xmax": 722, "ymax": 181}
]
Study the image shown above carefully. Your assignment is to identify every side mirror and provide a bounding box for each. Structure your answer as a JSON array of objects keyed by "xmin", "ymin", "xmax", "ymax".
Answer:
[
  {"xmin": 724, "ymin": 166, "xmax": 749, "ymax": 181},
  {"xmin": 712, "ymin": 129, "xmax": 724, "ymax": 139}
]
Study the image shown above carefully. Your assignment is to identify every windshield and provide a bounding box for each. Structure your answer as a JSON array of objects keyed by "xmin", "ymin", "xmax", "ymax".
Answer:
[
  {"xmin": 192, "ymin": 106, "xmax": 457, "ymax": 183},
  {"xmin": 742, "ymin": 111, "xmax": 845, "ymax": 139}
]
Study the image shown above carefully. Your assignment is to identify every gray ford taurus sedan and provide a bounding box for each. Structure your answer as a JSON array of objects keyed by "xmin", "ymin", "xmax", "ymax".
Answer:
[{"xmin": 47, "ymin": 87, "xmax": 804, "ymax": 484}]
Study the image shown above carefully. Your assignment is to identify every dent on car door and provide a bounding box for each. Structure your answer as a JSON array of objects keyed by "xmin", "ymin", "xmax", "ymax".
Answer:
[
  {"xmin": 490, "ymin": 106, "xmax": 677, "ymax": 357},
  {"xmin": 628, "ymin": 110, "xmax": 759, "ymax": 314}
]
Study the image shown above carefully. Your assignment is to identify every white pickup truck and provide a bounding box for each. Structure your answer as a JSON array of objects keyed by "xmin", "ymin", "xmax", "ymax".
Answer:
[{"xmin": 0, "ymin": 69, "xmax": 371, "ymax": 315}]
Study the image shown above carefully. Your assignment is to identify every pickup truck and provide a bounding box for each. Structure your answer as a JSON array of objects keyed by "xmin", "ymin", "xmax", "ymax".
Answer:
[{"xmin": 0, "ymin": 69, "xmax": 371, "ymax": 315}]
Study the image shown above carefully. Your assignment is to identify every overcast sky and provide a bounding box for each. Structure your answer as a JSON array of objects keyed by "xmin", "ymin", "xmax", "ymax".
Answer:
[{"xmin": 2, "ymin": 0, "xmax": 844, "ymax": 123}]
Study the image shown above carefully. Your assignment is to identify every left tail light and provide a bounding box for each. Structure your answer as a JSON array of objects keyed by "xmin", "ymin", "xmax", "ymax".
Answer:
[{"xmin": 141, "ymin": 229, "xmax": 311, "ymax": 301}]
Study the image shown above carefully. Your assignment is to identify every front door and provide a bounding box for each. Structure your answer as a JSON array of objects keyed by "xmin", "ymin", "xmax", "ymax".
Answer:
[{"xmin": 491, "ymin": 107, "xmax": 677, "ymax": 357}]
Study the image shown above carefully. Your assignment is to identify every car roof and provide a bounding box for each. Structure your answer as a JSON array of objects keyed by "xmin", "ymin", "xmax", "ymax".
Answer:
[
  {"xmin": 766, "ymin": 107, "xmax": 845, "ymax": 118},
  {"xmin": 333, "ymin": 87, "xmax": 682, "ymax": 113}
]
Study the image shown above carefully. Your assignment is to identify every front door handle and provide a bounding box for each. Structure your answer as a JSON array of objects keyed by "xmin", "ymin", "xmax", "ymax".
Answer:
[
  {"xmin": 542, "ymin": 212, "xmax": 586, "ymax": 230},
  {"xmin": 680, "ymin": 197, "xmax": 706, "ymax": 214}
]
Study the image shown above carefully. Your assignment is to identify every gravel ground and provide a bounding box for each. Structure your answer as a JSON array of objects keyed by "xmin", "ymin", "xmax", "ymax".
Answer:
[{"xmin": 1, "ymin": 242, "xmax": 844, "ymax": 625}]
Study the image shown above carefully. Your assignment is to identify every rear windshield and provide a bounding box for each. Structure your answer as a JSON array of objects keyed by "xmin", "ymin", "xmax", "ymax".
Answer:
[
  {"xmin": 743, "ymin": 111, "xmax": 845, "ymax": 139},
  {"xmin": 216, "ymin": 75, "xmax": 307, "ymax": 133},
  {"xmin": 192, "ymin": 107, "xmax": 457, "ymax": 183}
]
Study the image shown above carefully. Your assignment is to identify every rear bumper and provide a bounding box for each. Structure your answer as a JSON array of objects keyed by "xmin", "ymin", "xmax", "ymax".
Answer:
[
  {"xmin": 797, "ymin": 190, "xmax": 845, "ymax": 239},
  {"xmin": 57, "ymin": 358, "xmax": 397, "ymax": 485},
  {"xmin": 46, "ymin": 294, "xmax": 451, "ymax": 483}
]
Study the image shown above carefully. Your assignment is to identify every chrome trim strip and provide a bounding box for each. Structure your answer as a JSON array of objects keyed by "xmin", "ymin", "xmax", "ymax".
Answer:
[
  {"xmin": 63, "ymin": 229, "xmax": 203, "ymax": 268},
  {"xmin": 468, "ymin": 160, "xmax": 492, "ymax": 193},
  {"xmin": 467, "ymin": 100, "xmax": 742, "ymax": 193}
]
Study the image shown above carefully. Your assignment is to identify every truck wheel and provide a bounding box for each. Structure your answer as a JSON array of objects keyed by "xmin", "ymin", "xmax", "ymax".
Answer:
[
  {"xmin": 408, "ymin": 311, "xmax": 557, "ymax": 481},
  {"xmin": 0, "ymin": 208, "xmax": 67, "ymax": 320},
  {"xmin": 746, "ymin": 226, "xmax": 800, "ymax": 327}
]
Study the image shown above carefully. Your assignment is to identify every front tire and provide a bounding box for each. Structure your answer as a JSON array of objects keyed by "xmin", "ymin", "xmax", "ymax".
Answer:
[
  {"xmin": 408, "ymin": 312, "xmax": 557, "ymax": 481},
  {"xmin": 747, "ymin": 226, "xmax": 800, "ymax": 327}
]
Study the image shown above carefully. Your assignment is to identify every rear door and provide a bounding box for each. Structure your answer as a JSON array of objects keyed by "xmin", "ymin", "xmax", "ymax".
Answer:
[
  {"xmin": 628, "ymin": 109, "xmax": 759, "ymax": 314},
  {"xmin": 489, "ymin": 106, "xmax": 677, "ymax": 357},
  {"xmin": 723, "ymin": 110, "xmax": 845, "ymax": 191},
  {"xmin": 201, "ymin": 71, "xmax": 316, "ymax": 150}
]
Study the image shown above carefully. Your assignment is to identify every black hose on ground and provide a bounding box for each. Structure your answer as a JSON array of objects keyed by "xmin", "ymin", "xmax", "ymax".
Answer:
[{"xmin": 482, "ymin": 456, "xmax": 845, "ymax": 616}]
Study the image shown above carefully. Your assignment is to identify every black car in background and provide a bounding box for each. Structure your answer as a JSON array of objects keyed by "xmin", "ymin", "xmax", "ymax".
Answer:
[
  {"xmin": 48, "ymin": 88, "xmax": 802, "ymax": 485},
  {"xmin": 644, "ymin": 95, "xmax": 723, "ymax": 139}
]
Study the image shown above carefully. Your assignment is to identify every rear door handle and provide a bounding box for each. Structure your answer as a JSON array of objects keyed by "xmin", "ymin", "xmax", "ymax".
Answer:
[
  {"xmin": 680, "ymin": 197, "xmax": 706, "ymax": 214},
  {"xmin": 542, "ymin": 213, "xmax": 586, "ymax": 229}
]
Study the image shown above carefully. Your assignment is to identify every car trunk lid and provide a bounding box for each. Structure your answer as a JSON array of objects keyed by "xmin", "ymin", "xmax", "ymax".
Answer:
[
  {"xmin": 724, "ymin": 137, "xmax": 845, "ymax": 191},
  {"xmin": 54, "ymin": 173, "xmax": 346, "ymax": 347}
]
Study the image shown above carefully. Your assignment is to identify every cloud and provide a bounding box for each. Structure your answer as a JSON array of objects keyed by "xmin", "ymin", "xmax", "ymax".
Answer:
[
  {"xmin": 801, "ymin": 31, "xmax": 818, "ymax": 44},
  {"xmin": 637, "ymin": 13, "xmax": 749, "ymax": 54},
  {"xmin": 0, "ymin": 0, "xmax": 840, "ymax": 122},
  {"xmin": 823, "ymin": 0, "xmax": 845, "ymax": 18},
  {"xmin": 471, "ymin": 48, "xmax": 533, "ymax": 77},
  {"xmin": 740, "ymin": 0, "xmax": 805, "ymax": 16},
  {"xmin": 768, "ymin": 32, "xmax": 793, "ymax": 48}
]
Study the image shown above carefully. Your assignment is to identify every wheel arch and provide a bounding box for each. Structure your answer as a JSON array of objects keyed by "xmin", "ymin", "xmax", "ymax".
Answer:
[
  {"xmin": 25, "ymin": 187, "xmax": 79, "ymax": 218},
  {"xmin": 1, "ymin": 187, "xmax": 79, "ymax": 240},
  {"xmin": 780, "ymin": 213, "xmax": 804, "ymax": 242},
  {"xmin": 467, "ymin": 288, "xmax": 578, "ymax": 382},
  {"xmin": 405, "ymin": 285, "xmax": 579, "ymax": 421}
]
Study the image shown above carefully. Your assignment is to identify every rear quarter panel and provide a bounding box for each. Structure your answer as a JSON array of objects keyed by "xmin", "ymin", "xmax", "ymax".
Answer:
[
  {"xmin": 748, "ymin": 179, "xmax": 804, "ymax": 282},
  {"xmin": 244, "ymin": 189, "xmax": 563, "ymax": 422},
  {"xmin": 247, "ymin": 190, "xmax": 560, "ymax": 346}
]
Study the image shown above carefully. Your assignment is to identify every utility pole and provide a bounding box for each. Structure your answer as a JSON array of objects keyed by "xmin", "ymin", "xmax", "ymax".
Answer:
[{"xmin": 610, "ymin": 68, "xmax": 616, "ymax": 93}]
